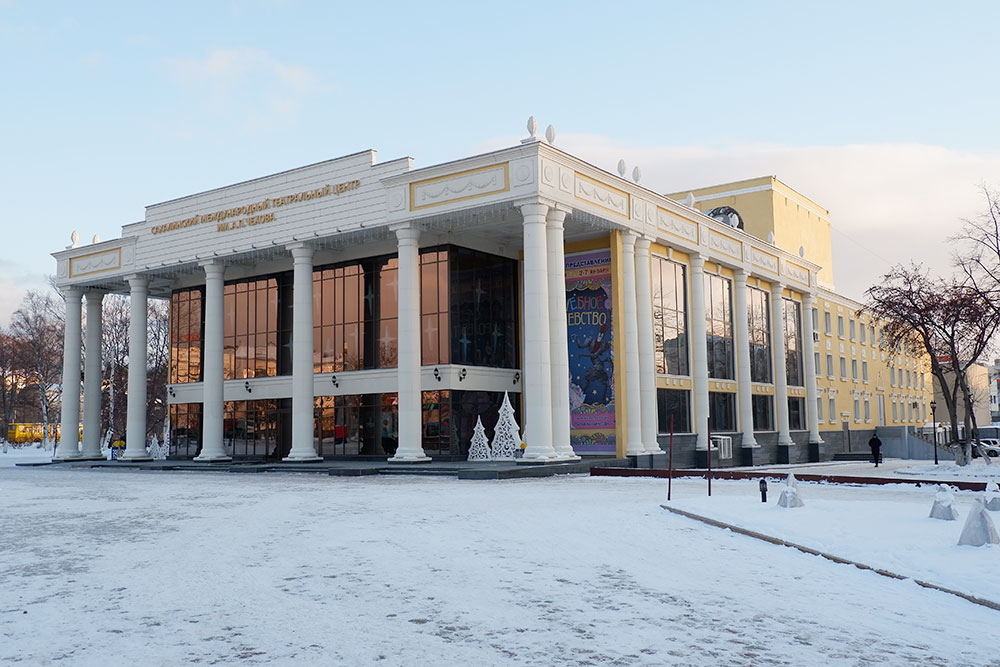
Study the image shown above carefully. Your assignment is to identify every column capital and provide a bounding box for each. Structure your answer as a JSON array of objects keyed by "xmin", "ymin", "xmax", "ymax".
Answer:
[
  {"xmin": 393, "ymin": 224, "xmax": 420, "ymax": 244},
  {"xmin": 545, "ymin": 207, "xmax": 567, "ymax": 227},
  {"xmin": 62, "ymin": 285, "xmax": 84, "ymax": 299},
  {"xmin": 85, "ymin": 287, "xmax": 107, "ymax": 300},
  {"xmin": 770, "ymin": 280, "xmax": 785, "ymax": 295},
  {"xmin": 690, "ymin": 253, "xmax": 705, "ymax": 270},
  {"xmin": 621, "ymin": 230, "xmax": 638, "ymax": 248},
  {"xmin": 733, "ymin": 268, "xmax": 749, "ymax": 283},
  {"xmin": 200, "ymin": 260, "xmax": 226, "ymax": 279},
  {"xmin": 519, "ymin": 201, "xmax": 549, "ymax": 220},
  {"xmin": 126, "ymin": 274, "xmax": 148, "ymax": 290},
  {"xmin": 634, "ymin": 236, "xmax": 652, "ymax": 254},
  {"xmin": 287, "ymin": 243, "xmax": 315, "ymax": 261}
]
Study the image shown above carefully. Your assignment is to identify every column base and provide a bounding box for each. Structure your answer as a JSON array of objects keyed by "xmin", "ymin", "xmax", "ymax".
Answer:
[
  {"xmin": 193, "ymin": 455, "xmax": 232, "ymax": 463},
  {"xmin": 740, "ymin": 445, "xmax": 762, "ymax": 466},
  {"xmin": 283, "ymin": 455, "xmax": 322, "ymax": 463},
  {"xmin": 387, "ymin": 455, "xmax": 432, "ymax": 463},
  {"xmin": 776, "ymin": 443, "xmax": 798, "ymax": 465}
]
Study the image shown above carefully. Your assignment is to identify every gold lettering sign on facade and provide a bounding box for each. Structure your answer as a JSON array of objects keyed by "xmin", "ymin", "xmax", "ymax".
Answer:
[{"xmin": 150, "ymin": 179, "xmax": 361, "ymax": 235}]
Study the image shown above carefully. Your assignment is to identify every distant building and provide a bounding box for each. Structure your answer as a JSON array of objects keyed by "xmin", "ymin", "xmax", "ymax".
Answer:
[
  {"xmin": 933, "ymin": 359, "xmax": 992, "ymax": 429},
  {"xmin": 49, "ymin": 129, "xmax": 932, "ymax": 467}
]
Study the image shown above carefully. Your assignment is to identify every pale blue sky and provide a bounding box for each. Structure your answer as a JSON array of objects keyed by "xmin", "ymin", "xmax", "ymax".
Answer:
[{"xmin": 2, "ymin": 0, "xmax": 998, "ymax": 321}]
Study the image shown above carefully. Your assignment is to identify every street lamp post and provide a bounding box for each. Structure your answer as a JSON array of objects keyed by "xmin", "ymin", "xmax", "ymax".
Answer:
[{"xmin": 930, "ymin": 400, "xmax": 938, "ymax": 465}]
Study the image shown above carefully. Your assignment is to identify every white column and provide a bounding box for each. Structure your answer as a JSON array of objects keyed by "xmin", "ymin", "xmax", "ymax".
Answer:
[
  {"xmin": 690, "ymin": 254, "xmax": 710, "ymax": 450},
  {"xmin": 284, "ymin": 244, "xmax": 322, "ymax": 461},
  {"xmin": 80, "ymin": 289, "xmax": 105, "ymax": 460},
  {"xmin": 389, "ymin": 225, "xmax": 430, "ymax": 462},
  {"xmin": 520, "ymin": 202, "xmax": 558, "ymax": 461},
  {"xmin": 771, "ymin": 281, "xmax": 793, "ymax": 446},
  {"xmin": 546, "ymin": 208, "xmax": 578, "ymax": 460},
  {"xmin": 733, "ymin": 270, "xmax": 757, "ymax": 448},
  {"xmin": 621, "ymin": 232, "xmax": 645, "ymax": 456},
  {"xmin": 55, "ymin": 287, "xmax": 83, "ymax": 460},
  {"xmin": 194, "ymin": 262, "xmax": 230, "ymax": 461},
  {"xmin": 635, "ymin": 237, "xmax": 662, "ymax": 454},
  {"xmin": 802, "ymin": 292, "xmax": 824, "ymax": 445},
  {"xmin": 121, "ymin": 275, "xmax": 152, "ymax": 461}
]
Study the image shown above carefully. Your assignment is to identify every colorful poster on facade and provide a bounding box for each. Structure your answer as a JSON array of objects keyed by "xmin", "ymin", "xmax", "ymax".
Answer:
[{"xmin": 565, "ymin": 249, "xmax": 616, "ymax": 455}]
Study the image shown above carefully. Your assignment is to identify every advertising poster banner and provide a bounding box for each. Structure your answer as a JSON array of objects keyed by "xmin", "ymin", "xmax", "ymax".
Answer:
[{"xmin": 565, "ymin": 249, "xmax": 616, "ymax": 455}]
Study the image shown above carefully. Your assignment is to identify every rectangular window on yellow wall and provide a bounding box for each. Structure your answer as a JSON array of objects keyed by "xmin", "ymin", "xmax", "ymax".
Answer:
[
  {"xmin": 824, "ymin": 311, "xmax": 832, "ymax": 334},
  {"xmin": 838, "ymin": 316, "xmax": 845, "ymax": 337},
  {"xmin": 829, "ymin": 397, "xmax": 837, "ymax": 422}
]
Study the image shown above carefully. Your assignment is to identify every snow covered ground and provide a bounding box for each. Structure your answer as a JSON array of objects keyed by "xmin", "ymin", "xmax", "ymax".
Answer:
[{"xmin": 2, "ymin": 453, "xmax": 1000, "ymax": 666}]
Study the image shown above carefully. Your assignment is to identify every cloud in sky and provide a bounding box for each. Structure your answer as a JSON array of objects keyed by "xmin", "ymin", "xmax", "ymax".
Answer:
[
  {"xmin": 489, "ymin": 134, "xmax": 1000, "ymax": 303},
  {"xmin": 164, "ymin": 48, "xmax": 326, "ymax": 132}
]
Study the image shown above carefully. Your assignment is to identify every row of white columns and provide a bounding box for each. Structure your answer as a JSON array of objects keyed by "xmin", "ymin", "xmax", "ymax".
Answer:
[
  {"xmin": 55, "ymin": 212, "xmax": 821, "ymax": 463},
  {"xmin": 56, "ymin": 277, "xmax": 151, "ymax": 461},
  {"xmin": 693, "ymin": 256, "xmax": 822, "ymax": 451}
]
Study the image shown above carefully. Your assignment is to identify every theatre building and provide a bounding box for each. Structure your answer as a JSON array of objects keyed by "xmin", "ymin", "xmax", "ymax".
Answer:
[{"xmin": 50, "ymin": 127, "xmax": 932, "ymax": 466}]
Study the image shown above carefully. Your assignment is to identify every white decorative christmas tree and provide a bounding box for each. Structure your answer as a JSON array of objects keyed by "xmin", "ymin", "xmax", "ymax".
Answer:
[
  {"xmin": 491, "ymin": 392, "xmax": 520, "ymax": 461},
  {"xmin": 929, "ymin": 484, "xmax": 959, "ymax": 520},
  {"xmin": 467, "ymin": 416, "xmax": 492, "ymax": 461}
]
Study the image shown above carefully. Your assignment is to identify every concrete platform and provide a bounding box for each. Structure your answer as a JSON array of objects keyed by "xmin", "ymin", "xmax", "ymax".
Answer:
[{"xmin": 21, "ymin": 456, "xmax": 633, "ymax": 480}]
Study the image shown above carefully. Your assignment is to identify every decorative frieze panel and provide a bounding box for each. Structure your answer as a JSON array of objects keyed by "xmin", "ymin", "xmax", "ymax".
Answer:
[
  {"xmin": 388, "ymin": 186, "xmax": 407, "ymax": 212},
  {"xmin": 574, "ymin": 172, "xmax": 629, "ymax": 218},
  {"xmin": 656, "ymin": 207, "xmax": 698, "ymax": 243},
  {"xmin": 409, "ymin": 163, "xmax": 510, "ymax": 211},
  {"xmin": 706, "ymin": 230, "xmax": 743, "ymax": 261},
  {"xmin": 749, "ymin": 247, "xmax": 779, "ymax": 273},
  {"xmin": 69, "ymin": 247, "xmax": 122, "ymax": 278},
  {"xmin": 781, "ymin": 259, "xmax": 810, "ymax": 286}
]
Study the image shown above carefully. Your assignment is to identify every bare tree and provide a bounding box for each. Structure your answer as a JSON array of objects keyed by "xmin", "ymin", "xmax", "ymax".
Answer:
[
  {"xmin": 864, "ymin": 265, "xmax": 1000, "ymax": 464},
  {"xmin": 9, "ymin": 291, "xmax": 65, "ymax": 449},
  {"xmin": 146, "ymin": 299, "xmax": 169, "ymax": 443}
]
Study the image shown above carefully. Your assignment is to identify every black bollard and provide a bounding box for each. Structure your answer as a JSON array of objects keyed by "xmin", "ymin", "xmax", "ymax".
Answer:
[{"xmin": 759, "ymin": 478, "xmax": 768, "ymax": 503}]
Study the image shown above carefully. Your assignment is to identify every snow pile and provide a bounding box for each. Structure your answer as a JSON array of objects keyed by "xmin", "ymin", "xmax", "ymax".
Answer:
[
  {"xmin": 894, "ymin": 460, "xmax": 1000, "ymax": 481},
  {"xmin": 984, "ymin": 481, "xmax": 1000, "ymax": 511},
  {"xmin": 957, "ymin": 499, "xmax": 1000, "ymax": 547},
  {"xmin": 777, "ymin": 473, "xmax": 804, "ymax": 508},
  {"xmin": 929, "ymin": 484, "xmax": 960, "ymax": 520}
]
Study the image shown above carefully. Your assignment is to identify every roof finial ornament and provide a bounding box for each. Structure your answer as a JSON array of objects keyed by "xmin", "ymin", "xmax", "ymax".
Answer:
[
  {"xmin": 768, "ymin": 231, "xmax": 775, "ymax": 244},
  {"xmin": 92, "ymin": 234, "xmax": 100, "ymax": 244},
  {"xmin": 684, "ymin": 192, "xmax": 696, "ymax": 208},
  {"xmin": 617, "ymin": 159, "xmax": 627, "ymax": 178},
  {"xmin": 545, "ymin": 124, "xmax": 556, "ymax": 145},
  {"xmin": 632, "ymin": 166, "xmax": 641, "ymax": 184},
  {"xmin": 522, "ymin": 116, "xmax": 539, "ymax": 144},
  {"xmin": 67, "ymin": 230, "xmax": 79, "ymax": 249},
  {"xmin": 799, "ymin": 245, "xmax": 805, "ymax": 258}
]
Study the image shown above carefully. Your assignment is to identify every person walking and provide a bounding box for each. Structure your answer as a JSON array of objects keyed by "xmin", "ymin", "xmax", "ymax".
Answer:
[{"xmin": 869, "ymin": 432, "xmax": 883, "ymax": 467}]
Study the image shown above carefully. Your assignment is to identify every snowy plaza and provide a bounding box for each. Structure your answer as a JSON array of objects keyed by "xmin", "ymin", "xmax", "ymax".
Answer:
[{"xmin": 2, "ymin": 451, "xmax": 999, "ymax": 666}]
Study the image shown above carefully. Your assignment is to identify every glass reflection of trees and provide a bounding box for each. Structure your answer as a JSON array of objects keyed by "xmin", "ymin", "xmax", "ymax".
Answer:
[
  {"xmin": 704, "ymin": 274, "xmax": 734, "ymax": 380},
  {"xmin": 169, "ymin": 288, "xmax": 203, "ymax": 384},
  {"xmin": 747, "ymin": 287, "xmax": 771, "ymax": 383},
  {"xmin": 313, "ymin": 393, "xmax": 398, "ymax": 456},
  {"xmin": 783, "ymin": 298, "xmax": 803, "ymax": 386},
  {"xmin": 223, "ymin": 277, "xmax": 290, "ymax": 380},
  {"xmin": 651, "ymin": 256, "xmax": 688, "ymax": 376}
]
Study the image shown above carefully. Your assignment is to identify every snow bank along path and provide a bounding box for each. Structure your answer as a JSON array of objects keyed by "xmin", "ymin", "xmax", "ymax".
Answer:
[{"xmin": 2, "ymin": 462, "xmax": 999, "ymax": 666}]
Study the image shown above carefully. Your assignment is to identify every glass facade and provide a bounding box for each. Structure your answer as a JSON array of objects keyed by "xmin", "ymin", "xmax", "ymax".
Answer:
[
  {"xmin": 314, "ymin": 255, "xmax": 398, "ymax": 372},
  {"xmin": 783, "ymin": 298, "xmax": 803, "ymax": 387},
  {"xmin": 169, "ymin": 288, "xmax": 204, "ymax": 384},
  {"xmin": 168, "ymin": 403, "xmax": 202, "ymax": 457},
  {"xmin": 752, "ymin": 394, "xmax": 773, "ymax": 431},
  {"xmin": 705, "ymin": 274, "xmax": 734, "ymax": 380},
  {"xmin": 747, "ymin": 286, "xmax": 771, "ymax": 383},
  {"xmin": 708, "ymin": 392, "xmax": 736, "ymax": 432},
  {"xmin": 656, "ymin": 388, "xmax": 690, "ymax": 433},
  {"xmin": 449, "ymin": 247, "xmax": 518, "ymax": 368},
  {"xmin": 223, "ymin": 399, "xmax": 291, "ymax": 459},
  {"xmin": 314, "ymin": 393, "xmax": 398, "ymax": 456},
  {"xmin": 223, "ymin": 276, "xmax": 291, "ymax": 380},
  {"xmin": 788, "ymin": 397, "xmax": 805, "ymax": 430},
  {"xmin": 651, "ymin": 256, "xmax": 688, "ymax": 376},
  {"xmin": 422, "ymin": 390, "xmax": 520, "ymax": 457}
]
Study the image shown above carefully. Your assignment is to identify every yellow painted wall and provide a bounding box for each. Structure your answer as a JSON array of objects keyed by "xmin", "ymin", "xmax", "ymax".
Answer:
[{"xmin": 667, "ymin": 176, "xmax": 835, "ymax": 289}]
